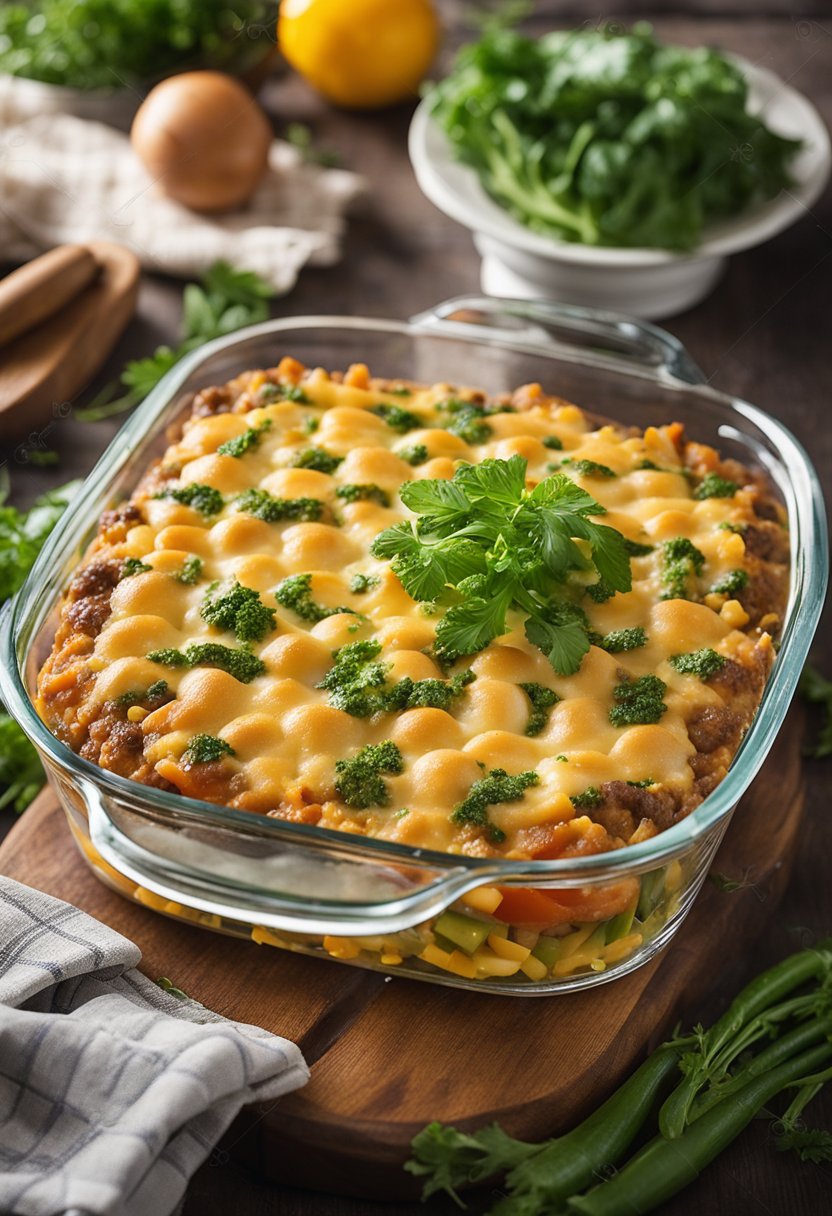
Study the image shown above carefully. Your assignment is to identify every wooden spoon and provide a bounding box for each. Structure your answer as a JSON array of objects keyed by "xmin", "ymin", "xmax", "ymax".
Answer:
[
  {"xmin": 0, "ymin": 242, "xmax": 140, "ymax": 442},
  {"xmin": 0, "ymin": 245, "xmax": 99, "ymax": 348}
]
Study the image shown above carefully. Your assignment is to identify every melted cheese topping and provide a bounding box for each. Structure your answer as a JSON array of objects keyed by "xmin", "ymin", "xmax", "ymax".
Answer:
[{"xmin": 37, "ymin": 362, "xmax": 783, "ymax": 861}]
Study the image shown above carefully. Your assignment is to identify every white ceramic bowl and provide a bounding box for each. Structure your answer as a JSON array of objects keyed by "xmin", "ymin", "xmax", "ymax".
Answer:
[{"xmin": 409, "ymin": 55, "xmax": 831, "ymax": 319}]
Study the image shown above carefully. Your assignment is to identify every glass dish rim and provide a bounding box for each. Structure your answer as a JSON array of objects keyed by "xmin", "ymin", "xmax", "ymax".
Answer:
[{"xmin": 2, "ymin": 302, "xmax": 827, "ymax": 884}]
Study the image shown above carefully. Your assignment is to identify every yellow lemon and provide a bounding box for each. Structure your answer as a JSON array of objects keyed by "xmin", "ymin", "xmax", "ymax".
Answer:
[{"xmin": 278, "ymin": 0, "xmax": 440, "ymax": 110}]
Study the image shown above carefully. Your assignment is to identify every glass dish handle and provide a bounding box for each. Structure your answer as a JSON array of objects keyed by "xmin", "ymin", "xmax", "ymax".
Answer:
[{"xmin": 410, "ymin": 295, "xmax": 707, "ymax": 387}]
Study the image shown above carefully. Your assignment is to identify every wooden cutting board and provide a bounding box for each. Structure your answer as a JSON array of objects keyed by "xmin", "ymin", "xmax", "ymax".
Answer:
[{"xmin": 0, "ymin": 711, "xmax": 805, "ymax": 1201}]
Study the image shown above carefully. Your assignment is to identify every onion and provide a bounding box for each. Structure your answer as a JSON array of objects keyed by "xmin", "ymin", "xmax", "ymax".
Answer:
[{"xmin": 131, "ymin": 71, "xmax": 272, "ymax": 213}]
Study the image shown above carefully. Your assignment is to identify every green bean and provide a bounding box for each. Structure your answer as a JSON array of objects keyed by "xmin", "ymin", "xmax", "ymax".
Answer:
[
  {"xmin": 688, "ymin": 1012, "xmax": 832, "ymax": 1123},
  {"xmin": 567, "ymin": 1041, "xmax": 832, "ymax": 1216},
  {"xmin": 659, "ymin": 947, "xmax": 832, "ymax": 1139},
  {"xmin": 495, "ymin": 1046, "xmax": 683, "ymax": 1210}
]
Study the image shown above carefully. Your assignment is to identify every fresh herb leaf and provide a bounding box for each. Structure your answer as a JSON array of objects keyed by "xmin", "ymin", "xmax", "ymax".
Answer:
[
  {"xmin": 371, "ymin": 456, "xmax": 631, "ymax": 675},
  {"xmin": 571, "ymin": 785, "xmax": 602, "ymax": 809},
  {"xmin": 429, "ymin": 23, "xmax": 801, "ymax": 252},
  {"xmin": 623, "ymin": 538, "xmax": 655, "ymax": 557},
  {"xmin": 0, "ymin": 712, "xmax": 44, "ymax": 813},
  {"xmin": 0, "ymin": 479, "xmax": 81, "ymax": 601},
  {"xmin": 77, "ymin": 262, "xmax": 273, "ymax": 420},
  {"xmin": 121, "ymin": 556, "xmax": 151, "ymax": 578},
  {"xmin": 800, "ymin": 664, "xmax": 832, "ymax": 759}
]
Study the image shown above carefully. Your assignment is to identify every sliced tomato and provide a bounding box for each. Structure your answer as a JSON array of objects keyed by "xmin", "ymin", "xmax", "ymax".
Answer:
[{"xmin": 496, "ymin": 878, "xmax": 639, "ymax": 928}]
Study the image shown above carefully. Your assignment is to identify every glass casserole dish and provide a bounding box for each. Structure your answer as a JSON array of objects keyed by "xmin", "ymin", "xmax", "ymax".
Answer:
[{"xmin": 1, "ymin": 296, "xmax": 826, "ymax": 995}]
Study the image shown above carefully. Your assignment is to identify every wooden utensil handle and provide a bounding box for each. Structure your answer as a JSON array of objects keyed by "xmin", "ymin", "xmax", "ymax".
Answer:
[{"xmin": 0, "ymin": 245, "xmax": 100, "ymax": 347}]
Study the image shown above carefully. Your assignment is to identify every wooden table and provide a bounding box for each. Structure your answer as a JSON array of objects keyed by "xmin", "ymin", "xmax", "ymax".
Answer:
[{"xmin": 2, "ymin": 4, "xmax": 831, "ymax": 1213}]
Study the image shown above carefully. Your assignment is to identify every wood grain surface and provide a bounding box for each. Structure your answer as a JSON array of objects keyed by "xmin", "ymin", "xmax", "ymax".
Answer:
[
  {"xmin": 0, "ymin": 711, "xmax": 808, "ymax": 1203},
  {"xmin": 2, "ymin": 4, "xmax": 831, "ymax": 1214}
]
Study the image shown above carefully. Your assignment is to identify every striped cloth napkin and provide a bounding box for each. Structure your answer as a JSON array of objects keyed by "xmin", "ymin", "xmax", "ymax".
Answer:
[
  {"xmin": 0, "ymin": 876, "xmax": 309, "ymax": 1216},
  {"xmin": 0, "ymin": 74, "xmax": 365, "ymax": 292}
]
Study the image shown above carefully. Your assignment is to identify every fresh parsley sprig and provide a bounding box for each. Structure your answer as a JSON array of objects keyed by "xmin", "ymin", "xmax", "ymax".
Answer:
[
  {"xmin": 77, "ymin": 261, "xmax": 273, "ymax": 422},
  {"xmin": 370, "ymin": 454, "xmax": 630, "ymax": 674}
]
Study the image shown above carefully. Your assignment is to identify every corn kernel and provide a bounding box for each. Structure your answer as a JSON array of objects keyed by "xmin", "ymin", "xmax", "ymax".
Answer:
[
  {"xmin": 323, "ymin": 935, "xmax": 361, "ymax": 960},
  {"xmin": 520, "ymin": 954, "xmax": 547, "ymax": 981},
  {"xmin": 127, "ymin": 705, "xmax": 148, "ymax": 723},
  {"xmin": 462, "ymin": 886, "xmax": 503, "ymax": 914},
  {"xmin": 721, "ymin": 599, "xmax": 750, "ymax": 628},
  {"xmin": 487, "ymin": 933, "xmax": 531, "ymax": 962}
]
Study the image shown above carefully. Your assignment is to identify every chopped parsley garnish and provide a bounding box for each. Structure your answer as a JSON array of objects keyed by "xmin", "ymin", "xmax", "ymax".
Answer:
[
  {"xmin": 585, "ymin": 578, "xmax": 616, "ymax": 604},
  {"xmin": 173, "ymin": 555, "xmax": 203, "ymax": 584},
  {"xmin": 122, "ymin": 556, "xmax": 151, "ymax": 577},
  {"xmin": 563, "ymin": 459, "xmax": 617, "ymax": 479},
  {"xmin": 317, "ymin": 640, "xmax": 474, "ymax": 717},
  {"xmin": 147, "ymin": 643, "xmax": 265, "ymax": 683},
  {"xmin": 335, "ymin": 483, "xmax": 390, "ymax": 508},
  {"xmin": 571, "ymin": 785, "xmax": 602, "ymax": 809},
  {"xmin": 217, "ymin": 418, "xmax": 271, "ymax": 458},
  {"xmin": 450, "ymin": 768, "xmax": 539, "ymax": 844},
  {"xmin": 260, "ymin": 382, "xmax": 311, "ymax": 404},
  {"xmin": 609, "ymin": 674, "xmax": 667, "ymax": 726},
  {"xmin": 718, "ymin": 521, "xmax": 746, "ymax": 534},
  {"xmin": 397, "ymin": 443, "xmax": 430, "ymax": 466},
  {"xmin": 709, "ymin": 568, "xmax": 749, "ymax": 596},
  {"xmin": 389, "ymin": 385, "xmax": 413, "ymax": 397},
  {"xmin": 349, "ymin": 573, "xmax": 380, "ymax": 594},
  {"xmin": 670, "ymin": 648, "xmax": 726, "ymax": 678},
  {"xmin": 371, "ymin": 404, "xmax": 423, "ymax": 433},
  {"xmin": 661, "ymin": 537, "xmax": 705, "ymax": 600},
  {"xmin": 695, "ymin": 472, "xmax": 739, "ymax": 500},
  {"xmin": 519, "ymin": 682, "xmax": 559, "ymax": 737},
  {"xmin": 623, "ymin": 538, "xmax": 654, "ymax": 557},
  {"xmin": 370, "ymin": 455, "xmax": 631, "ymax": 675},
  {"xmin": 440, "ymin": 399, "xmax": 492, "ymax": 445},
  {"xmin": 236, "ymin": 487, "xmax": 324, "ymax": 523},
  {"xmin": 598, "ymin": 627, "xmax": 648, "ymax": 654},
  {"xmin": 627, "ymin": 778, "xmax": 655, "ymax": 788},
  {"xmin": 303, "ymin": 416, "xmax": 320, "ymax": 434},
  {"xmin": 201, "ymin": 579, "xmax": 276, "ymax": 643},
  {"xmin": 274, "ymin": 572, "xmax": 353, "ymax": 623},
  {"xmin": 638, "ymin": 459, "xmax": 662, "ymax": 470},
  {"xmin": 114, "ymin": 680, "xmax": 170, "ymax": 709},
  {"xmin": 155, "ymin": 483, "xmax": 224, "ymax": 517},
  {"xmin": 335, "ymin": 741, "xmax": 403, "ymax": 808},
  {"xmin": 183, "ymin": 733, "xmax": 236, "ymax": 764},
  {"xmin": 291, "ymin": 447, "xmax": 343, "ymax": 474},
  {"xmin": 542, "ymin": 435, "xmax": 563, "ymax": 450},
  {"xmin": 384, "ymin": 670, "xmax": 475, "ymax": 713},
  {"xmin": 317, "ymin": 640, "xmax": 387, "ymax": 716}
]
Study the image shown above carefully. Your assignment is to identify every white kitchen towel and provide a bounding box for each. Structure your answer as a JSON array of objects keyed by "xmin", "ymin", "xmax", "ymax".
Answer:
[
  {"xmin": 0, "ymin": 74, "xmax": 364, "ymax": 291},
  {"xmin": 0, "ymin": 876, "xmax": 309, "ymax": 1216}
]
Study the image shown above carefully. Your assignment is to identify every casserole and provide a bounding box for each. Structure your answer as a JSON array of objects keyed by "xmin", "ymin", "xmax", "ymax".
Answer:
[{"xmin": 1, "ymin": 297, "xmax": 826, "ymax": 994}]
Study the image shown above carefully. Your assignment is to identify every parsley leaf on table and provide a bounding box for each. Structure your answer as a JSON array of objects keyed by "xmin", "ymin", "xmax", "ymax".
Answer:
[
  {"xmin": 370, "ymin": 454, "xmax": 631, "ymax": 674},
  {"xmin": 77, "ymin": 261, "xmax": 274, "ymax": 421},
  {"xmin": 800, "ymin": 664, "xmax": 832, "ymax": 759},
  {"xmin": 0, "ymin": 477, "xmax": 81, "ymax": 812}
]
